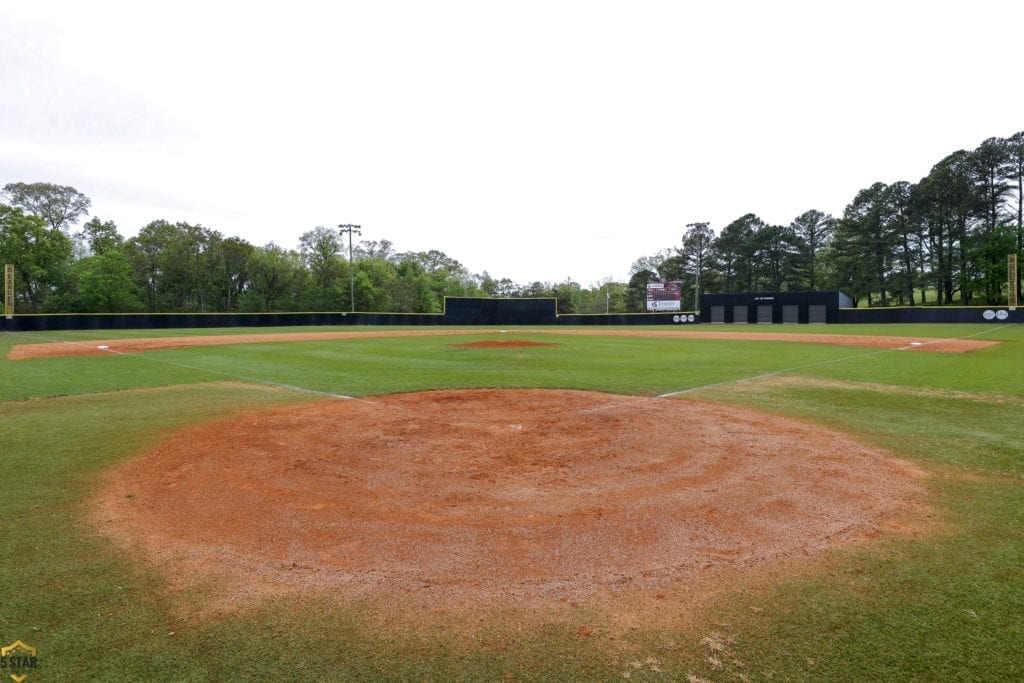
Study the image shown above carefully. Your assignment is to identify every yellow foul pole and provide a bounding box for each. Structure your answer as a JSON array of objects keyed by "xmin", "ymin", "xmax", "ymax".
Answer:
[
  {"xmin": 1009, "ymin": 254, "xmax": 1018, "ymax": 310},
  {"xmin": 4, "ymin": 264, "xmax": 13, "ymax": 319}
]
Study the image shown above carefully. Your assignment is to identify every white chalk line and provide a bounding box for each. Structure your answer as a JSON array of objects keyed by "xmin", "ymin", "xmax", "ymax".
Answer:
[
  {"xmin": 654, "ymin": 347, "xmax": 893, "ymax": 398},
  {"xmin": 3, "ymin": 330, "xmax": 363, "ymax": 402},
  {"xmin": 587, "ymin": 325, "xmax": 1010, "ymax": 411},
  {"xmin": 7, "ymin": 324, "xmax": 1010, "ymax": 409},
  {"xmin": 578, "ymin": 347, "xmax": 894, "ymax": 414},
  {"xmin": 894, "ymin": 325, "xmax": 1004, "ymax": 350}
]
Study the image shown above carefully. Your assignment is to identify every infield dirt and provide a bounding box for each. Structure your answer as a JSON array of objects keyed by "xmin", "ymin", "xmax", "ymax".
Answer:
[{"xmin": 92, "ymin": 388, "xmax": 929, "ymax": 618}]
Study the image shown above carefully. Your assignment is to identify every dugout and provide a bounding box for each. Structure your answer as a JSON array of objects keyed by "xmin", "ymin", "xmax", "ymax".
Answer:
[{"xmin": 700, "ymin": 291, "xmax": 852, "ymax": 324}]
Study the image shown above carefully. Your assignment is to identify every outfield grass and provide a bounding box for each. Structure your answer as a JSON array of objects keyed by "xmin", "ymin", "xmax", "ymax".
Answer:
[{"xmin": 1, "ymin": 324, "xmax": 1022, "ymax": 680}]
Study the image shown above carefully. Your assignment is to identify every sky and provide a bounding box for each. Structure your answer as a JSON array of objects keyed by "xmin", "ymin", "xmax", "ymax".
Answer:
[{"xmin": 2, "ymin": 1, "xmax": 1022, "ymax": 287}]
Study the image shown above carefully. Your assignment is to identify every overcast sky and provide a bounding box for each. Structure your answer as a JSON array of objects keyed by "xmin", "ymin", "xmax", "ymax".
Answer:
[{"xmin": 2, "ymin": 1, "xmax": 1021, "ymax": 286}]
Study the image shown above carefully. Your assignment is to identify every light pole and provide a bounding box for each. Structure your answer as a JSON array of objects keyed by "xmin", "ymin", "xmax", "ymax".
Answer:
[
  {"xmin": 338, "ymin": 224, "xmax": 361, "ymax": 312},
  {"xmin": 685, "ymin": 221, "xmax": 709, "ymax": 315}
]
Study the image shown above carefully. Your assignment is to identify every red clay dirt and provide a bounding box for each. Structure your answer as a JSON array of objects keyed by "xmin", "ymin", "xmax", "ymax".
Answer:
[
  {"xmin": 92, "ymin": 389, "xmax": 928, "ymax": 612},
  {"xmin": 8, "ymin": 328, "xmax": 996, "ymax": 359}
]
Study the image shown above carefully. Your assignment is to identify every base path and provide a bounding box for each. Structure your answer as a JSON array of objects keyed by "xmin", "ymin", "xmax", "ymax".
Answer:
[
  {"xmin": 8, "ymin": 327, "xmax": 997, "ymax": 358},
  {"xmin": 93, "ymin": 389, "xmax": 927, "ymax": 609}
]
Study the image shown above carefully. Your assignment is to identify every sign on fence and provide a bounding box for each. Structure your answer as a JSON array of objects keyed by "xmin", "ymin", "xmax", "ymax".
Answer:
[
  {"xmin": 4, "ymin": 264, "xmax": 13, "ymax": 318},
  {"xmin": 646, "ymin": 281, "xmax": 682, "ymax": 311}
]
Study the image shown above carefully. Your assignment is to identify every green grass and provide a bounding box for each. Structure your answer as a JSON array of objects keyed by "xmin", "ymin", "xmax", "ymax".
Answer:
[{"xmin": 1, "ymin": 324, "xmax": 1023, "ymax": 680}]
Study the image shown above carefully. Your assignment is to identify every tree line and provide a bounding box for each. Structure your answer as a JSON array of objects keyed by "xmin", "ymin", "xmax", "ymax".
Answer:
[
  {"xmin": 2, "ymin": 130, "xmax": 1021, "ymax": 315},
  {"xmin": 0, "ymin": 184, "xmax": 617, "ymax": 315},
  {"xmin": 637, "ymin": 130, "xmax": 1023, "ymax": 309}
]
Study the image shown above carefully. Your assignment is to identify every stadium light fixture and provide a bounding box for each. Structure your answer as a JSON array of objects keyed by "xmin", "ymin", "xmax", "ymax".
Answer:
[{"xmin": 338, "ymin": 224, "xmax": 362, "ymax": 312}]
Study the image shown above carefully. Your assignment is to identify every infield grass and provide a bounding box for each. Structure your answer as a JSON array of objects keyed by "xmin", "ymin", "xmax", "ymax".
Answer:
[{"xmin": 1, "ymin": 324, "xmax": 1022, "ymax": 680}]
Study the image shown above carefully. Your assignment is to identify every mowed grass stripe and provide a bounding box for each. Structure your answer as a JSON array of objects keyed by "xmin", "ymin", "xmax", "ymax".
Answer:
[{"xmin": 3, "ymin": 332, "xmax": 877, "ymax": 401}]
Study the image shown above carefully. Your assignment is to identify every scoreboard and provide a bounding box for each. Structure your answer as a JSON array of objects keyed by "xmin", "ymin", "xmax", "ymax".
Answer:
[{"xmin": 646, "ymin": 281, "xmax": 682, "ymax": 311}]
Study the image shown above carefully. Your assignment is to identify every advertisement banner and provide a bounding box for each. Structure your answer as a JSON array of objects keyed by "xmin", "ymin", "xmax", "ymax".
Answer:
[{"xmin": 646, "ymin": 281, "xmax": 682, "ymax": 311}]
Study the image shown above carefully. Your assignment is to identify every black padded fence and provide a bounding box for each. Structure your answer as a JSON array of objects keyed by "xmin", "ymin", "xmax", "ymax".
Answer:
[
  {"xmin": 1, "ymin": 294, "xmax": 1019, "ymax": 332},
  {"xmin": 443, "ymin": 297, "xmax": 558, "ymax": 325},
  {"xmin": 558, "ymin": 312, "xmax": 697, "ymax": 325},
  {"xmin": 836, "ymin": 306, "xmax": 1023, "ymax": 324},
  {"xmin": 699, "ymin": 290, "xmax": 1022, "ymax": 325},
  {"xmin": 0, "ymin": 311, "xmax": 444, "ymax": 332}
]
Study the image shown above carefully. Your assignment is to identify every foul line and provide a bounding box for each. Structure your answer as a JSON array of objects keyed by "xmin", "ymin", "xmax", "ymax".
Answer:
[
  {"xmin": 654, "ymin": 347, "xmax": 893, "ymax": 398},
  {"xmin": 656, "ymin": 325, "xmax": 1006, "ymax": 398},
  {"xmin": 3, "ymin": 330, "xmax": 362, "ymax": 401},
  {"xmin": 7, "ymin": 324, "xmax": 1010, "ymax": 407},
  {"xmin": 587, "ymin": 325, "xmax": 1009, "ymax": 411}
]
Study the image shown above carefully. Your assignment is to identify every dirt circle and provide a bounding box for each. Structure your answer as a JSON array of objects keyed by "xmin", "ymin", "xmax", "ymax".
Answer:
[{"xmin": 95, "ymin": 389, "xmax": 925, "ymax": 605}]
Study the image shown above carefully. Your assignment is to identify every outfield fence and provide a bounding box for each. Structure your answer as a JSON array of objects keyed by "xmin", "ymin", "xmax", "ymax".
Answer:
[{"xmin": 1, "ymin": 295, "xmax": 1020, "ymax": 332}]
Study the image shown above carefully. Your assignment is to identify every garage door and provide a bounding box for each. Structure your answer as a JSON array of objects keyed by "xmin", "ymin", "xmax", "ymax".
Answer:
[
  {"xmin": 733, "ymin": 305, "xmax": 748, "ymax": 324},
  {"xmin": 782, "ymin": 305, "xmax": 799, "ymax": 324},
  {"xmin": 808, "ymin": 305, "xmax": 827, "ymax": 324},
  {"xmin": 757, "ymin": 305, "xmax": 773, "ymax": 324},
  {"xmin": 710, "ymin": 305, "xmax": 725, "ymax": 323}
]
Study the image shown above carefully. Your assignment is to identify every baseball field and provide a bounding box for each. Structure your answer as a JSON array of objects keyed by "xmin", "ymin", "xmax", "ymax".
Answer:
[{"xmin": 1, "ymin": 323, "xmax": 1022, "ymax": 680}]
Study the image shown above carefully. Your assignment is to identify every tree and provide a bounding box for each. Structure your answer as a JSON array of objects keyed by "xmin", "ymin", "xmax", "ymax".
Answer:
[
  {"xmin": 2, "ymin": 182, "xmax": 91, "ymax": 233},
  {"xmin": 837, "ymin": 183, "xmax": 895, "ymax": 305},
  {"xmin": 390, "ymin": 258, "xmax": 435, "ymax": 312},
  {"xmin": 396, "ymin": 249, "xmax": 480, "ymax": 304},
  {"xmin": 214, "ymin": 236, "xmax": 254, "ymax": 311},
  {"xmin": 552, "ymin": 279, "xmax": 582, "ymax": 313},
  {"xmin": 495, "ymin": 278, "xmax": 519, "ymax": 297},
  {"xmin": 968, "ymin": 223, "xmax": 1016, "ymax": 304},
  {"xmin": 124, "ymin": 220, "xmax": 223, "ymax": 311},
  {"xmin": 238, "ymin": 243, "xmax": 305, "ymax": 312},
  {"xmin": 630, "ymin": 249, "xmax": 676, "ymax": 276},
  {"xmin": 353, "ymin": 258, "xmax": 398, "ymax": 311},
  {"xmin": 750, "ymin": 223, "xmax": 798, "ymax": 291},
  {"xmin": 882, "ymin": 181, "xmax": 921, "ymax": 305},
  {"xmin": 0, "ymin": 204, "xmax": 74, "ymax": 311},
  {"xmin": 78, "ymin": 217, "xmax": 124, "ymax": 256},
  {"xmin": 1005, "ymin": 131, "xmax": 1024, "ymax": 297},
  {"xmin": 73, "ymin": 251, "xmax": 145, "ymax": 312},
  {"xmin": 655, "ymin": 253, "xmax": 686, "ymax": 282},
  {"xmin": 569, "ymin": 278, "xmax": 622, "ymax": 314},
  {"xmin": 125, "ymin": 220, "xmax": 177, "ymax": 310},
  {"xmin": 478, "ymin": 272, "xmax": 499, "ymax": 297},
  {"xmin": 713, "ymin": 214, "xmax": 763, "ymax": 292},
  {"xmin": 970, "ymin": 137, "xmax": 1013, "ymax": 235},
  {"xmin": 681, "ymin": 222, "xmax": 713, "ymax": 308},
  {"xmin": 298, "ymin": 226, "xmax": 347, "ymax": 309},
  {"xmin": 167, "ymin": 223, "xmax": 221, "ymax": 312},
  {"xmin": 299, "ymin": 226, "xmax": 343, "ymax": 290},
  {"xmin": 823, "ymin": 221, "xmax": 873, "ymax": 306},
  {"xmin": 915, "ymin": 152, "xmax": 981, "ymax": 304},
  {"xmin": 625, "ymin": 269, "xmax": 656, "ymax": 312},
  {"xmin": 789, "ymin": 210, "xmax": 836, "ymax": 290},
  {"xmin": 356, "ymin": 239, "xmax": 396, "ymax": 260},
  {"xmin": 521, "ymin": 281, "xmax": 551, "ymax": 297}
]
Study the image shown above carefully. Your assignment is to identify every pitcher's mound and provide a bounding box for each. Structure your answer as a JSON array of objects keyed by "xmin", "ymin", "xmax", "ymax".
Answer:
[{"xmin": 94, "ymin": 389, "xmax": 925, "ymax": 606}]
